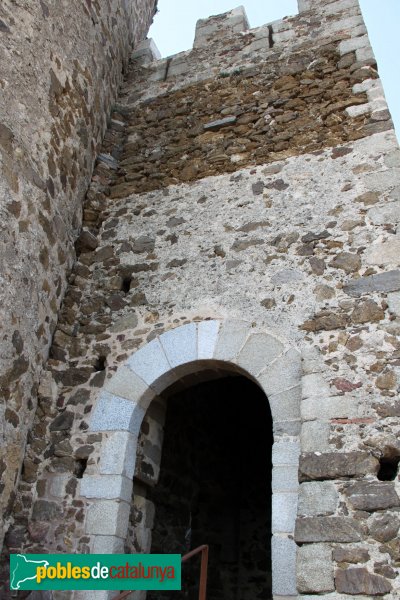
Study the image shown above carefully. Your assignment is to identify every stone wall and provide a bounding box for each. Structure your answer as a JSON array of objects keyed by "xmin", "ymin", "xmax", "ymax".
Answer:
[
  {"xmin": 3, "ymin": 0, "xmax": 400, "ymax": 598},
  {"xmin": 0, "ymin": 0, "xmax": 156, "ymax": 547}
]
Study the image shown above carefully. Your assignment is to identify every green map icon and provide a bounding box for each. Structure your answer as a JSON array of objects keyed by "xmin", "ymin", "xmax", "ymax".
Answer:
[{"xmin": 10, "ymin": 554, "xmax": 49, "ymax": 590}]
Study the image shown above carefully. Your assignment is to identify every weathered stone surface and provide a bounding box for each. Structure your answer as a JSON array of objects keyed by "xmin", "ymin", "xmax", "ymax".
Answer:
[
  {"xmin": 301, "ymin": 312, "xmax": 348, "ymax": 332},
  {"xmin": 368, "ymin": 202, "xmax": 400, "ymax": 225},
  {"xmin": 365, "ymin": 240, "xmax": 400, "ymax": 265},
  {"xmin": 369, "ymin": 513, "xmax": 400, "ymax": 542},
  {"xmin": 132, "ymin": 235, "xmax": 156, "ymax": 254},
  {"xmin": 330, "ymin": 252, "xmax": 361, "ymax": 273},
  {"xmin": 376, "ymin": 370, "xmax": 397, "ymax": 390},
  {"xmin": 333, "ymin": 546, "xmax": 370, "ymax": 564},
  {"xmin": 75, "ymin": 230, "xmax": 98, "ymax": 252},
  {"xmin": 297, "ymin": 544, "xmax": 334, "ymax": 593},
  {"xmin": 387, "ymin": 291, "xmax": 400, "ymax": 316},
  {"xmin": 351, "ymin": 299, "xmax": 384, "ymax": 324},
  {"xmin": 335, "ymin": 568, "xmax": 392, "ymax": 595},
  {"xmin": 49, "ymin": 411, "xmax": 74, "ymax": 432},
  {"xmin": 295, "ymin": 517, "xmax": 365, "ymax": 543},
  {"xmin": 299, "ymin": 452, "xmax": 379, "ymax": 481},
  {"xmin": 204, "ymin": 116, "xmax": 237, "ymax": 131},
  {"xmin": 344, "ymin": 270, "xmax": 400, "ymax": 297},
  {"xmin": 345, "ymin": 481, "xmax": 400, "ymax": 512},
  {"xmin": 32, "ymin": 500, "xmax": 62, "ymax": 521},
  {"xmin": 298, "ymin": 481, "xmax": 339, "ymax": 516}
]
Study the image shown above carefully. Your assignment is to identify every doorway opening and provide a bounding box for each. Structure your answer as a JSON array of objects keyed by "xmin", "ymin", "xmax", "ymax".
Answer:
[{"xmin": 147, "ymin": 372, "xmax": 273, "ymax": 600}]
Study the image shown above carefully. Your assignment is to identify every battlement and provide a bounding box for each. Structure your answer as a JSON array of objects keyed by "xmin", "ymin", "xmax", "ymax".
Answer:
[{"xmin": 126, "ymin": 0, "xmax": 378, "ymax": 118}]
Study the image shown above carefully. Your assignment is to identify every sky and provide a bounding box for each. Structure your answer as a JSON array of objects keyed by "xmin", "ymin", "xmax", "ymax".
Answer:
[{"xmin": 148, "ymin": 0, "xmax": 400, "ymax": 136}]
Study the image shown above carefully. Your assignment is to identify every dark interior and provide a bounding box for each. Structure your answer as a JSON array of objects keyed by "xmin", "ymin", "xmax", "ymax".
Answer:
[{"xmin": 147, "ymin": 374, "xmax": 273, "ymax": 600}]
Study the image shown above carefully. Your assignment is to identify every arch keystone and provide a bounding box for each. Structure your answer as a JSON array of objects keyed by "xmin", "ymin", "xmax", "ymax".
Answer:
[{"xmin": 198, "ymin": 320, "xmax": 220, "ymax": 359}]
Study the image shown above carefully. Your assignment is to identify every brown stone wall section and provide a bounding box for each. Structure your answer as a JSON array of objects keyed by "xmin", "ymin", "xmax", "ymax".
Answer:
[
  {"xmin": 112, "ymin": 44, "xmax": 381, "ymax": 197},
  {"xmin": 0, "ymin": 0, "xmax": 156, "ymax": 548}
]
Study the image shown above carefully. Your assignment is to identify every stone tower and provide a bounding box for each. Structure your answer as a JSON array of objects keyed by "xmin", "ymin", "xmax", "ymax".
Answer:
[{"xmin": 2, "ymin": 0, "xmax": 400, "ymax": 598}]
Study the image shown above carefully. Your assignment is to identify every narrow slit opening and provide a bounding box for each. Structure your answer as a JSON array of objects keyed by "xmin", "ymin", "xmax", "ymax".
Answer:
[
  {"xmin": 377, "ymin": 456, "xmax": 400, "ymax": 481},
  {"xmin": 74, "ymin": 458, "xmax": 88, "ymax": 479}
]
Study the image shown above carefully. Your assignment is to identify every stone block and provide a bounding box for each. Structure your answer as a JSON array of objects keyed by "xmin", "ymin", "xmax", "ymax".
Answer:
[
  {"xmin": 345, "ymin": 481, "xmax": 400, "ymax": 511},
  {"xmin": 369, "ymin": 512, "xmax": 400, "ymax": 542},
  {"xmin": 86, "ymin": 500, "xmax": 130, "ymax": 537},
  {"xmin": 301, "ymin": 346, "xmax": 323, "ymax": 375},
  {"xmin": 273, "ymin": 420, "xmax": 301, "ymax": 436},
  {"xmin": 365, "ymin": 240, "xmax": 400, "ymax": 266},
  {"xmin": 344, "ymin": 270, "xmax": 400, "ymax": 297},
  {"xmin": 302, "ymin": 373, "xmax": 330, "ymax": 399},
  {"xmin": 368, "ymin": 202, "xmax": 400, "ymax": 225},
  {"xmin": 204, "ymin": 116, "xmax": 237, "ymax": 131},
  {"xmin": 297, "ymin": 543, "xmax": 334, "ymax": 593},
  {"xmin": 356, "ymin": 45, "xmax": 375, "ymax": 62},
  {"xmin": 364, "ymin": 168, "xmax": 400, "ymax": 192},
  {"xmin": 194, "ymin": 6, "xmax": 249, "ymax": 48},
  {"xmin": 90, "ymin": 391, "xmax": 145, "ymax": 435},
  {"xmin": 339, "ymin": 35, "xmax": 368, "ymax": 55},
  {"xmin": 272, "ymin": 493, "xmax": 298, "ymax": 533},
  {"xmin": 295, "ymin": 516, "xmax": 364, "ymax": 543},
  {"xmin": 346, "ymin": 103, "xmax": 370, "ymax": 118},
  {"xmin": 99, "ymin": 431, "xmax": 137, "ymax": 478},
  {"xmin": 273, "ymin": 29, "xmax": 295, "ymax": 44},
  {"xmin": 258, "ymin": 348, "xmax": 301, "ymax": 397},
  {"xmin": 298, "ymin": 481, "xmax": 339, "ymax": 516},
  {"xmin": 80, "ymin": 475, "xmax": 132, "ymax": 502},
  {"xmin": 104, "ymin": 366, "xmax": 154, "ymax": 404},
  {"xmin": 387, "ymin": 291, "xmax": 400, "ymax": 316},
  {"xmin": 272, "ymin": 535, "xmax": 297, "ymax": 596},
  {"xmin": 92, "ymin": 535, "xmax": 124, "ymax": 554},
  {"xmin": 272, "ymin": 439, "xmax": 300, "ymax": 467},
  {"xmin": 333, "ymin": 546, "xmax": 370, "ymax": 564},
  {"xmin": 213, "ymin": 320, "xmax": 249, "ymax": 361},
  {"xmin": 268, "ymin": 386, "xmax": 301, "ymax": 423},
  {"xmin": 272, "ymin": 466, "xmax": 299, "ymax": 492},
  {"xmin": 236, "ymin": 332, "xmax": 284, "ymax": 376},
  {"xmin": 159, "ymin": 323, "xmax": 197, "ymax": 368},
  {"xmin": 301, "ymin": 421, "xmax": 330, "ymax": 452},
  {"xmin": 167, "ymin": 58, "xmax": 189, "ymax": 78},
  {"xmin": 301, "ymin": 396, "xmax": 358, "ymax": 421},
  {"xmin": 132, "ymin": 39, "xmax": 161, "ymax": 62},
  {"xmin": 49, "ymin": 475, "xmax": 69, "ymax": 498},
  {"xmin": 297, "ymin": 0, "xmax": 311, "ymax": 11},
  {"xmin": 127, "ymin": 338, "xmax": 175, "ymax": 391},
  {"xmin": 198, "ymin": 320, "xmax": 220, "ymax": 359},
  {"xmin": 299, "ymin": 452, "xmax": 379, "ymax": 481},
  {"xmin": 335, "ymin": 568, "xmax": 392, "ymax": 595}
]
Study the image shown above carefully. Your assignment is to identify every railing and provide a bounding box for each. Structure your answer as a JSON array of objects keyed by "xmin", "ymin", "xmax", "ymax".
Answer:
[
  {"xmin": 112, "ymin": 545, "xmax": 209, "ymax": 600},
  {"xmin": 182, "ymin": 544, "xmax": 209, "ymax": 600}
]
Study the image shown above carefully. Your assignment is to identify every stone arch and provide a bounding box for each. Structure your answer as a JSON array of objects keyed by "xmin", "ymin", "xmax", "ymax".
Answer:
[{"xmin": 81, "ymin": 319, "xmax": 301, "ymax": 598}]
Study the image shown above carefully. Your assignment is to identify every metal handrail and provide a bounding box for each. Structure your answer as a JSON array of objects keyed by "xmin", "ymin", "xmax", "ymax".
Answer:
[
  {"xmin": 182, "ymin": 544, "xmax": 209, "ymax": 600},
  {"xmin": 112, "ymin": 545, "xmax": 209, "ymax": 600}
]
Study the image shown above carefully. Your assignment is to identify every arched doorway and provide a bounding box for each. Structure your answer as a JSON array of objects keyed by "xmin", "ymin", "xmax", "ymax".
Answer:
[
  {"xmin": 145, "ymin": 372, "xmax": 273, "ymax": 600},
  {"xmin": 84, "ymin": 319, "xmax": 301, "ymax": 599}
]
